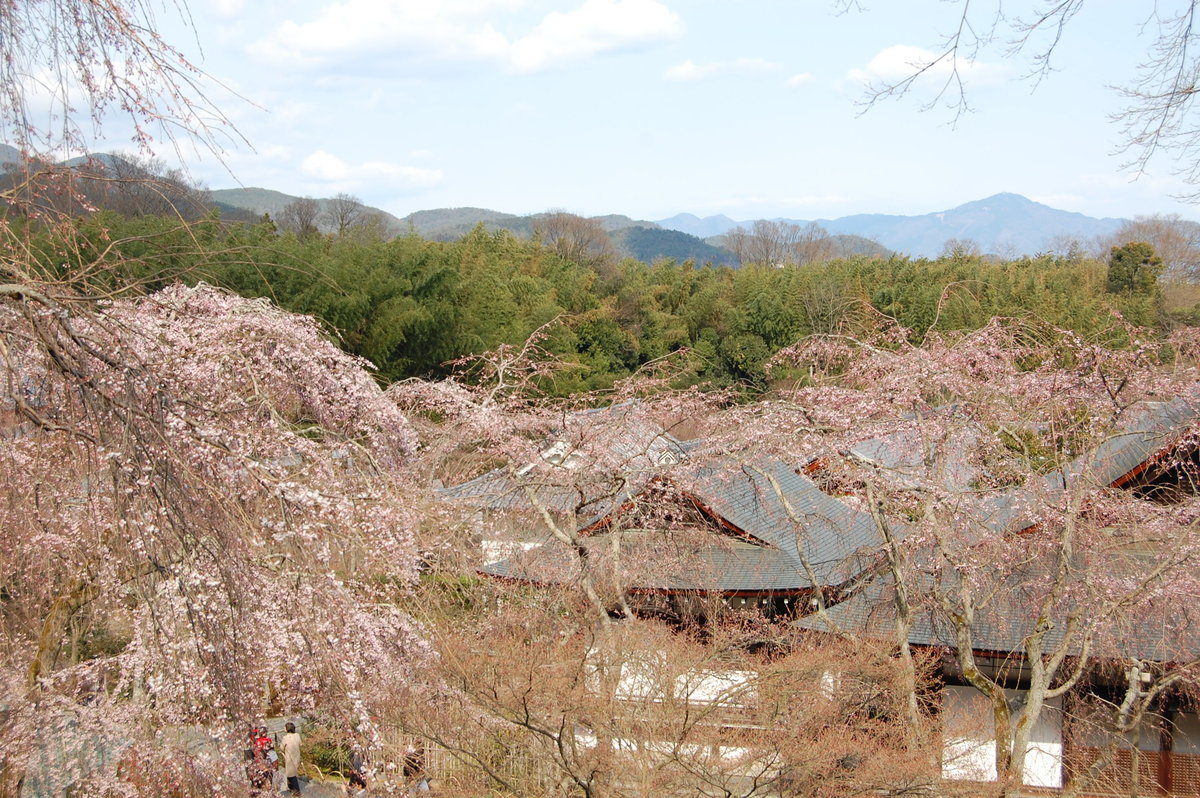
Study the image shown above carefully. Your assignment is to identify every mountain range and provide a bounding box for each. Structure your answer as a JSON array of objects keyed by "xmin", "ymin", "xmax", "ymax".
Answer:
[
  {"xmin": 0, "ymin": 146, "xmax": 1139, "ymax": 260},
  {"xmin": 211, "ymin": 190, "xmax": 1133, "ymax": 260},
  {"xmin": 658, "ymin": 193, "xmax": 1128, "ymax": 258},
  {"xmin": 209, "ymin": 193, "xmax": 751, "ymax": 263}
]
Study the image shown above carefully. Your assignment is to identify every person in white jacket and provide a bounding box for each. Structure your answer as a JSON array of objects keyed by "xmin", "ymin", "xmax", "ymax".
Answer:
[{"xmin": 281, "ymin": 721, "xmax": 303, "ymax": 796}]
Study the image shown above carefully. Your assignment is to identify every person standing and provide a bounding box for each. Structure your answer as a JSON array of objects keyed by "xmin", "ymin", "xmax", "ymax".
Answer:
[
  {"xmin": 348, "ymin": 746, "xmax": 367, "ymax": 790},
  {"xmin": 281, "ymin": 721, "xmax": 303, "ymax": 796},
  {"xmin": 245, "ymin": 725, "xmax": 276, "ymax": 794},
  {"xmin": 403, "ymin": 744, "xmax": 429, "ymax": 793}
]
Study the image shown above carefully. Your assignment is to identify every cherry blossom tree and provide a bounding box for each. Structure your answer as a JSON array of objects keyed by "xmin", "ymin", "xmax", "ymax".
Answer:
[
  {"xmin": 0, "ymin": 5, "xmax": 425, "ymax": 794},
  {"xmin": 749, "ymin": 316, "xmax": 1200, "ymax": 793},
  {"xmin": 0, "ymin": 283, "xmax": 429, "ymax": 794},
  {"xmin": 0, "ymin": 0, "xmax": 239, "ymax": 158}
]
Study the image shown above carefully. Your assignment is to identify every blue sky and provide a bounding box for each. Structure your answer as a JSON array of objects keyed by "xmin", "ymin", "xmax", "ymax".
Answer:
[{"xmin": 125, "ymin": 1, "xmax": 1200, "ymax": 223}]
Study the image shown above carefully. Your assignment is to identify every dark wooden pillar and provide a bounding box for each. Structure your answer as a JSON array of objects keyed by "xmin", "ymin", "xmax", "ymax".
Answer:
[{"xmin": 1157, "ymin": 702, "xmax": 1174, "ymax": 796}]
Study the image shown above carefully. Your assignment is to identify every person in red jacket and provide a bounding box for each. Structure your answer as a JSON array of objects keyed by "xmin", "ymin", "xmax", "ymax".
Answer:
[{"xmin": 245, "ymin": 726, "xmax": 277, "ymax": 793}]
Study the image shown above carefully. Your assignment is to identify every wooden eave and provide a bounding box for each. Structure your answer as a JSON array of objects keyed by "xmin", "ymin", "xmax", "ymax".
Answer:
[{"xmin": 1108, "ymin": 434, "xmax": 1195, "ymax": 490}]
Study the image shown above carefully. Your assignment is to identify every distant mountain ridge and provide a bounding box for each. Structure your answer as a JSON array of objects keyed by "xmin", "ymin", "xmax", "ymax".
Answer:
[
  {"xmin": 819, "ymin": 193, "xmax": 1126, "ymax": 257},
  {"xmin": 396, "ymin": 207, "xmax": 663, "ymax": 240},
  {"xmin": 387, "ymin": 207, "xmax": 739, "ymax": 264},
  {"xmin": 0, "ymin": 148, "xmax": 1138, "ymax": 261},
  {"xmin": 613, "ymin": 226, "xmax": 732, "ymax": 264},
  {"xmin": 657, "ymin": 212, "xmax": 740, "ymax": 240},
  {"xmin": 210, "ymin": 187, "xmax": 405, "ymax": 234},
  {"xmin": 658, "ymin": 193, "xmax": 1129, "ymax": 258},
  {"xmin": 0, "ymin": 143, "xmax": 22, "ymax": 168},
  {"xmin": 400, "ymin": 206, "xmax": 528, "ymax": 239}
]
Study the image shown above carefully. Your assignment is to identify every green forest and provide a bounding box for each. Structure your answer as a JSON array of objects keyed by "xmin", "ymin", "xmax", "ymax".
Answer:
[{"xmin": 41, "ymin": 210, "xmax": 1176, "ymax": 396}]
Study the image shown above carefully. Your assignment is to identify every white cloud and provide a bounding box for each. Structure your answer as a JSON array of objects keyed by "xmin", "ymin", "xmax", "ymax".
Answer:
[
  {"xmin": 251, "ymin": 0, "xmax": 513, "ymax": 68},
  {"xmin": 663, "ymin": 57, "xmax": 780, "ymax": 82},
  {"xmin": 259, "ymin": 145, "xmax": 291, "ymax": 160},
  {"xmin": 510, "ymin": 0, "xmax": 683, "ymax": 72},
  {"xmin": 210, "ymin": 0, "xmax": 246, "ymax": 17},
  {"xmin": 302, "ymin": 150, "xmax": 350, "ymax": 180},
  {"xmin": 848, "ymin": 44, "xmax": 1007, "ymax": 87},
  {"xmin": 252, "ymin": 0, "xmax": 680, "ymax": 73},
  {"xmin": 785, "ymin": 72, "xmax": 813, "ymax": 87},
  {"xmin": 662, "ymin": 60, "xmax": 702, "ymax": 80},
  {"xmin": 302, "ymin": 150, "xmax": 444, "ymax": 190},
  {"xmin": 269, "ymin": 100, "xmax": 315, "ymax": 126}
]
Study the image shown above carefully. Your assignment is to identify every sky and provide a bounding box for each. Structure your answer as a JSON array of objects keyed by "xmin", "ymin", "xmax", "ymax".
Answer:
[{"xmin": 86, "ymin": 0, "xmax": 1200, "ymax": 223}]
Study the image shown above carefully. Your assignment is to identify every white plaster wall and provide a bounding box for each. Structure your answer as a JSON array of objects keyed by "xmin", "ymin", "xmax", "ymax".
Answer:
[
  {"xmin": 939, "ymin": 685, "xmax": 1063, "ymax": 788},
  {"xmin": 675, "ymin": 669, "xmax": 755, "ymax": 706},
  {"xmin": 942, "ymin": 686, "xmax": 998, "ymax": 782},
  {"xmin": 479, "ymin": 539, "xmax": 539, "ymax": 564},
  {"xmin": 1023, "ymin": 692, "xmax": 1064, "ymax": 789},
  {"xmin": 616, "ymin": 657, "xmax": 664, "ymax": 701}
]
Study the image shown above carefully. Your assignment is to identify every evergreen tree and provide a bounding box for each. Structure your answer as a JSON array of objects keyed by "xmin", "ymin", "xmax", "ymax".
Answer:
[{"xmin": 1106, "ymin": 241, "xmax": 1164, "ymax": 295}]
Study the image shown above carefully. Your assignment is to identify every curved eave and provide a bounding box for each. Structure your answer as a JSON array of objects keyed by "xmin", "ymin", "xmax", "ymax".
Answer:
[{"xmin": 475, "ymin": 568, "xmax": 817, "ymax": 599}]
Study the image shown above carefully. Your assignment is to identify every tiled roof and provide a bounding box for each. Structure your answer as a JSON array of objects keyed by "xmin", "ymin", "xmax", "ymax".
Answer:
[
  {"xmin": 469, "ymin": 394, "xmax": 1200, "ymax": 624},
  {"xmin": 437, "ymin": 467, "xmax": 589, "ymax": 514},
  {"xmin": 847, "ymin": 420, "xmax": 982, "ymax": 492},
  {"xmin": 796, "ymin": 569, "xmax": 1200, "ymax": 664},
  {"xmin": 969, "ymin": 396, "xmax": 1200, "ymax": 535},
  {"xmin": 485, "ymin": 536, "xmax": 816, "ymax": 592},
  {"xmin": 438, "ymin": 402, "xmax": 689, "ymax": 514},
  {"xmin": 794, "ymin": 573, "xmax": 1072, "ymax": 655},
  {"xmin": 482, "ymin": 455, "xmax": 896, "ymax": 594},
  {"xmin": 684, "ymin": 457, "xmax": 894, "ymax": 586},
  {"xmin": 1060, "ymin": 396, "xmax": 1200, "ymax": 488},
  {"xmin": 791, "ymin": 394, "xmax": 1200, "ymax": 665}
]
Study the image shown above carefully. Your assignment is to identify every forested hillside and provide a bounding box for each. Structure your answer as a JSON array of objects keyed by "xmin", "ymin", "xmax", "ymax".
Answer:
[{"xmin": 37, "ymin": 210, "xmax": 1175, "ymax": 396}]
